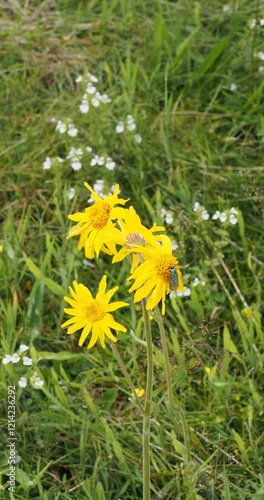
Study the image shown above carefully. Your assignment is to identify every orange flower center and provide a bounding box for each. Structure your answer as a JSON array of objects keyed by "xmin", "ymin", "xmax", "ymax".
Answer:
[
  {"xmin": 89, "ymin": 201, "xmax": 111, "ymax": 229},
  {"xmin": 156, "ymin": 255, "xmax": 179, "ymax": 281},
  {"xmin": 86, "ymin": 300, "xmax": 105, "ymax": 322},
  {"xmin": 126, "ymin": 232, "xmax": 146, "ymax": 247}
]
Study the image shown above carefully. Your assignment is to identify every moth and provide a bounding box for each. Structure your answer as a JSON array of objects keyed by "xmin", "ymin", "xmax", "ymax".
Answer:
[{"xmin": 170, "ymin": 267, "xmax": 179, "ymax": 291}]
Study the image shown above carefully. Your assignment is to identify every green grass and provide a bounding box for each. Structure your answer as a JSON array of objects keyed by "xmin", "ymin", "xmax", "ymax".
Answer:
[{"xmin": 1, "ymin": 0, "xmax": 264, "ymax": 498}]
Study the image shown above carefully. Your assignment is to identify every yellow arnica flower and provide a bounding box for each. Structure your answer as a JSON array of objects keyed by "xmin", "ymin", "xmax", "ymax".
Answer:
[
  {"xmin": 128, "ymin": 235, "xmax": 184, "ymax": 314},
  {"xmin": 61, "ymin": 275, "xmax": 128, "ymax": 349},
  {"xmin": 67, "ymin": 183, "xmax": 129, "ymax": 258},
  {"xmin": 103, "ymin": 206, "xmax": 165, "ymax": 271}
]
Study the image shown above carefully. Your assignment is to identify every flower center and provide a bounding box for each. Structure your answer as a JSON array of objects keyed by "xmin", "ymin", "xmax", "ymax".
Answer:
[
  {"xmin": 125, "ymin": 232, "xmax": 146, "ymax": 248},
  {"xmin": 86, "ymin": 300, "xmax": 105, "ymax": 322},
  {"xmin": 89, "ymin": 201, "xmax": 111, "ymax": 229},
  {"xmin": 156, "ymin": 255, "xmax": 179, "ymax": 281}
]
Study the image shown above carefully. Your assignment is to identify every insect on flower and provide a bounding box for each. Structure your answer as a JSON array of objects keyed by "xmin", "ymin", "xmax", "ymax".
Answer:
[{"xmin": 169, "ymin": 267, "xmax": 179, "ymax": 291}]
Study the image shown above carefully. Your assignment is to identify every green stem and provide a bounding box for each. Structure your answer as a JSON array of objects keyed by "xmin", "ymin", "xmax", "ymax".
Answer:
[
  {"xmin": 154, "ymin": 306, "xmax": 193, "ymax": 489},
  {"xmin": 154, "ymin": 306, "xmax": 173, "ymax": 405},
  {"xmin": 142, "ymin": 298, "xmax": 153, "ymax": 500},
  {"xmin": 111, "ymin": 342, "xmax": 144, "ymax": 414}
]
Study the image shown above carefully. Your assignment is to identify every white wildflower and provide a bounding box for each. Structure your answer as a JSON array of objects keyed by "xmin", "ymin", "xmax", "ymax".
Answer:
[
  {"xmin": 71, "ymin": 158, "xmax": 82, "ymax": 171},
  {"xmin": 99, "ymin": 93, "xmax": 111, "ymax": 104},
  {"xmin": 86, "ymin": 146, "xmax": 92, "ymax": 153},
  {"xmin": 91, "ymin": 96, "xmax": 100, "ymax": 108},
  {"xmin": 219, "ymin": 212, "xmax": 227, "ymax": 222},
  {"xmin": 259, "ymin": 66, "xmax": 264, "ymax": 75},
  {"xmin": 249, "ymin": 19, "xmax": 256, "ymax": 29},
  {"xmin": 116, "ymin": 121, "xmax": 125, "ymax": 134},
  {"xmin": 212, "ymin": 210, "xmax": 220, "ymax": 220},
  {"xmin": 193, "ymin": 202, "xmax": 200, "ymax": 212},
  {"xmin": 229, "ymin": 214, "xmax": 237, "ymax": 225},
  {"xmin": 18, "ymin": 377, "xmax": 28, "ymax": 388},
  {"xmin": 91, "ymin": 154, "xmax": 104, "ymax": 166},
  {"xmin": 80, "ymin": 98, "xmax": 89, "ymax": 114},
  {"xmin": 126, "ymin": 115, "xmax": 136, "ymax": 131},
  {"xmin": 67, "ymin": 147, "xmax": 83, "ymax": 160},
  {"xmin": 34, "ymin": 377, "xmax": 44, "ymax": 388},
  {"xmin": 56, "ymin": 120, "xmax": 67, "ymax": 134},
  {"xmin": 87, "ymin": 72, "xmax": 98, "ymax": 83},
  {"xmin": 86, "ymin": 82, "xmax": 97, "ymax": 94},
  {"xmin": 230, "ymin": 83, "xmax": 237, "ymax": 92},
  {"xmin": 105, "ymin": 157, "xmax": 116, "ymax": 171},
  {"xmin": 171, "ymin": 240, "xmax": 179, "ymax": 251},
  {"xmin": 134, "ymin": 134, "xmax": 142, "ymax": 143},
  {"xmin": 43, "ymin": 157, "xmax": 51, "ymax": 170},
  {"xmin": 2, "ymin": 355, "xmax": 12, "ymax": 365},
  {"xmin": 201, "ymin": 209, "xmax": 210, "ymax": 220},
  {"xmin": 93, "ymin": 180, "xmax": 104, "ymax": 194},
  {"xmin": 223, "ymin": 5, "xmax": 231, "ymax": 13},
  {"xmin": 11, "ymin": 353, "xmax": 20, "ymax": 363},
  {"xmin": 57, "ymin": 156, "xmax": 64, "ymax": 163},
  {"xmin": 19, "ymin": 344, "xmax": 29, "ymax": 353},
  {"xmin": 23, "ymin": 356, "xmax": 33, "ymax": 366},
  {"xmin": 75, "ymin": 75, "xmax": 83, "ymax": 83},
  {"xmin": 165, "ymin": 212, "xmax": 174, "ymax": 224},
  {"xmin": 67, "ymin": 124, "xmax": 78, "ymax": 137},
  {"xmin": 258, "ymin": 51, "xmax": 264, "ymax": 61},
  {"xmin": 230, "ymin": 207, "xmax": 238, "ymax": 215},
  {"xmin": 67, "ymin": 187, "xmax": 75, "ymax": 200}
]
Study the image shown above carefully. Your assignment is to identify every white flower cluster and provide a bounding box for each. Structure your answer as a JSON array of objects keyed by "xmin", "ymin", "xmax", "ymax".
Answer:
[
  {"xmin": 212, "ymin": 207, "xmax": 238, "ymax": 225},
  {"xmin": 193, "ymin": 202, "xmax": 238, "ymax": 225},
  {"xmin": 56, "ymin": 119, "xmax": 78, "ymax": 137},
  {"xmin": 170, "ymin": 277, "xmax": 206, "ymax": 300},
  {"xmin": 43, "ymin": 72, "xmax": 141, "ymax": 172},
  {"xmin": 115, "ymin": 115, "xmax": 142, "ymax": 143},
  {"xmin": 160, "ymin": 207, "xmax": 174, "ymax": 225},
  {"xmin": 2, "ymin": 344, "xmax": 44, "ymax": 389},
  {"xmin": 170, "ymin": 287, "xmax": 191, "ymax": 299},
  {"xmin": 249, "ymin": 18, "xmax": 264, "ymax": 29},
  {"xmin": 43, "ymin": 156, "xmax": 64, "ymax": 170},
  {"xmin": 90, "ymin": 154, "xmax": 116, "ymax": 171},
  {"xmin": 66, "ymin": 147, "xmax": 83, "ymax": 171},
  {"xmin": 192, "ymin": 277, "xmax": 205, "ymax": 287},
  {"xmin": 193, "ymin": 202, "xmax": 210, "ymax": 220},
  {"xmin": 76, "ymin": 72, "xmax": 111, "ymax": 113}
]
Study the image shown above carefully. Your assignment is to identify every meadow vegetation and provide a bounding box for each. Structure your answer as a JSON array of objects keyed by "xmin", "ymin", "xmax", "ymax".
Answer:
[{"xmin": 1, "ymin": 0, "xmax": 263, "ymax": 498}]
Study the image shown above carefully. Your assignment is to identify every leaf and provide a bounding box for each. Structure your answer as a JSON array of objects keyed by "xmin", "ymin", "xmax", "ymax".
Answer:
[
  {"xmin": 24, "ymin": 254, "xmax": 65, "ymax": 296},
  {"xmin": 231, "ymin": 429, "xmax": 249, "ymax": 463},
  {"xmin": 38, "ymin": 351, "xmax": 83, "ymax": 361},
  {"xmin": 196, "ymin": 36, "xmax": 229, "ymax": 75},
  {"xmin": 26, "ymin": 280, "xmax": 44, "ymax": 338},
  {"xmin": 223, "ymin": 325, "xmax": 238, "ymax": 354}
]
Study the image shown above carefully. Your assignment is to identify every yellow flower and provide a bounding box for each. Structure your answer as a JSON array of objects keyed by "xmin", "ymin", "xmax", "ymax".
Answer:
[
  {"xmin": 61, "ymin": 275, "xmax": 128, "ymax": 349},
  {"xmin": 0, "ymin": 244, "xmax": 3, "ymax": 252},
  {"xmin": 242, "ymin": 308, "xmax": 252, "ymax": 319},
  {"xmin": 128, "ymin": 236, "xmax": 184, "ymax": 314},
  {"xmin": 103, "ymin": 206, "xmax": 165, "ymax": 270},
  {"xmin": 134, "ymin": 388, "xmax": 145, "ymax": 398},
  {"xmin": 67, "ymin": 183, "xmax": 129, "ymax": 258}
]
